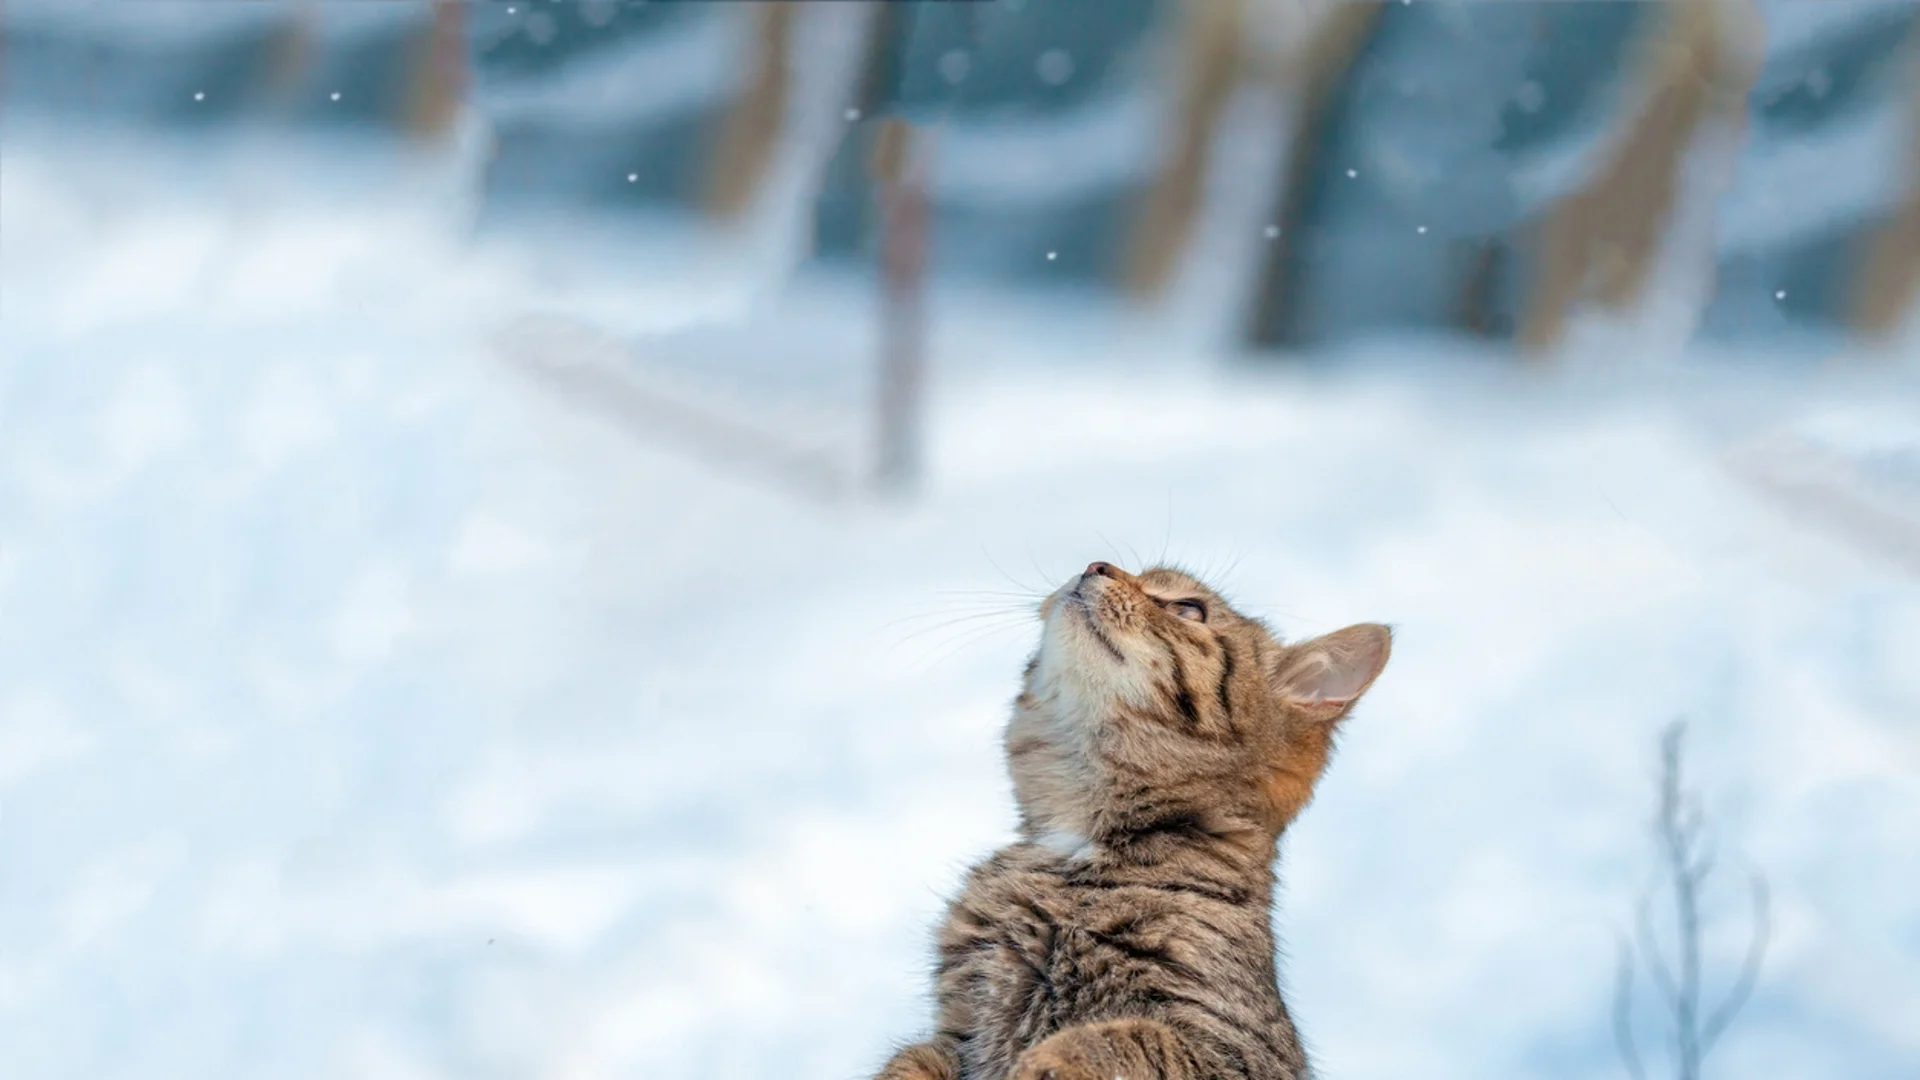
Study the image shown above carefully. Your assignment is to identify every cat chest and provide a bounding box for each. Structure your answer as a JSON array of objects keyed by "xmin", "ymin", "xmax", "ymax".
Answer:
[{"xmin": 940, "ymin": 882, "xmax": 1206, "ymax": 1061}]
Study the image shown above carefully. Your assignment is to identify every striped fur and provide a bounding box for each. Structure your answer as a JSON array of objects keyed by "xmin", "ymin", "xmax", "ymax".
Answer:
[{"xmin": 877, "ymin": 564, "xmax": 1391, "ymax": 1080}]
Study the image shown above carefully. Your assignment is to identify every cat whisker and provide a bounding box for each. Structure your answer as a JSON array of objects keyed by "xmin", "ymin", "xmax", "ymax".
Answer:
[
  {"xmin": 887, "ymin": 610, "xmax": 1036, "ymax": 647},
  {"xmin": 1026, "ymin": 544, "xmax": 1072, "ymax": 594},
  {"xmin": 1217, "ymin": 549, "xmax": 1245, "ymax": 588},
  {"xmin": 934, "ymin": 589, "xmax": 1047, "ymax": 604},
  {"xmin": 1159, "ymin": 488, "xmax": 1174, "ymax": 568},
  {"xmin": 911, "ymin": 619, "xmax": 1036, "ymax": 671},
  {"xmin": 886, "ymin": 601, "xmax": 1036, "ymax": 625},
  {"xmin": 1092, "ymin": 529, "xmax": 1136, "ymax": 573},
  {"xmin": 980, "ymin": 545, "xmax": 1053, "ymax": 598}
]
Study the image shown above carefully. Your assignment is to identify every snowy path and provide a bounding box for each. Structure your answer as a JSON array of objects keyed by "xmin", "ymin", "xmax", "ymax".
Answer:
[{"xmin": 2, "ymin": 132, "xmax": 1917, "ymax": 1080}]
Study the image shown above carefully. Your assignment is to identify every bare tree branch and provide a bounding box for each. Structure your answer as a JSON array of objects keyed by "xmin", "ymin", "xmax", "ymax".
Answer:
[
  {"xmin": 1636, "ymin": 886, "xmax": 1684, "ymax": 1015},
  {"xmin": 1690, "ymin": 839, "xmax": 1717, "ymax": 891},
  {"xmin": 1700, "ymin": 870, "xmax": 1771, "ymax": 1055},
  {"xmin": 1614, "ymin": 937, "xmax": 1649, "ymax": 1080},
  {"xmin": 1658, "ymin": 722, "xmax": 1703, "ymax": 1080},
  {"xmin": 1619, "ymin": 718, "xmax": 1770, "ymax": 1079}
]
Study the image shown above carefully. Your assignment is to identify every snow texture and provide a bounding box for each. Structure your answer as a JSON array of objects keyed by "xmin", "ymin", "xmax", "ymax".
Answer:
[
  {"xmin": 475, "ymin": 8, "xmax": 736, "ymax": 130},
  {"xmin": 2, "ymin": 121, "xmax": 1918, "ymax": 1080}
]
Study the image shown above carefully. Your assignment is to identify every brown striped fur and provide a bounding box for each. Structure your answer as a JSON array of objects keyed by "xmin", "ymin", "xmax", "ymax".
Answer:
[{"xmin": 877, "ymin": 563, "xmax": 1391, "ymax": 1080}]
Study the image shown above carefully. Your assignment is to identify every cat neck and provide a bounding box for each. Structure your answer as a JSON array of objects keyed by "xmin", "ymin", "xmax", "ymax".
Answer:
[{"xmin": 1031, "ymin": 809, "xmax": 1280, "ymax": 904}]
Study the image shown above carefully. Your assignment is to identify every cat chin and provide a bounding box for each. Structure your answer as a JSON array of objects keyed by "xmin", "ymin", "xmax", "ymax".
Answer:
[{"xmin": 1036, "ymin": 611, "xmax": 1157, "ymax": 712}]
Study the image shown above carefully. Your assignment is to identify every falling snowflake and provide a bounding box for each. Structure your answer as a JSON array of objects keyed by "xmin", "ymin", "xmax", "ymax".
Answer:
[
  {"xmin": 939, "ymin": 50, "xmax": 972, "ymax": 86},
  {"xmin": 845, "ymin": 107, "xmax": 861, "ymax": 122},
  {"xmin": 1046, "ymin": 251, "xmax": 1058, "ymax": 261},
  {"xmin": 1417, "ymin": 225, "xmax": 1428, "ymax": 234},
  {"xmin": 1775, "ymin": 290, "xmax": 1787, "ymax": 300},
  {"xmin": 193, "ymin": 91, "xmax": 205, "ymax": 101},
  {"xmin": 330, "ymin": 92, "xmax": 341, "ymax": 101},
  {"xmin": 1264, "ymin": 225, "xmax": 1280, "ymax": 239},
  {"xmin": 1346, "ymin": 168, "xmax": 1358, "ymax": 179},
  {"xmin": 627, "ymin": 173, "xmax": 638, "ymax": 183},
  {"xmin": 1037, "ymin": 49, "xmax": 1075, "ymax": 87}
]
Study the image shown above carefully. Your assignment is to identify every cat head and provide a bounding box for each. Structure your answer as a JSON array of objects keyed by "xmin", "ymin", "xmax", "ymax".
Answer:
[{"xmin": 1008, "ymin": 561, "xmax": 1390, "ymax": 848}]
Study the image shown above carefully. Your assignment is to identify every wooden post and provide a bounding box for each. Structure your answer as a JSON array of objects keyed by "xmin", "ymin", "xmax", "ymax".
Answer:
[
  {"xmin": 704, "ymin": 2, "xmax": 797, "ymax": 224},
  {"xmin": 871, "ymin": 117, "xmax": 929, "ymax": 496},
  {"xmin": 1850, "ymin": 36, "xmax": 1920, "ymax": 342},
  {"xmin": 1517, "ymin": 0, "xmax": 1761, "ymax": 356},
  {"xmin": 404, "ymin": 0, "xmax": 469, "ymax": 145}
]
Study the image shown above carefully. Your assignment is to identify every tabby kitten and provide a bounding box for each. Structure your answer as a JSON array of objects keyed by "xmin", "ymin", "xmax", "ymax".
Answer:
[{"xmin": 877, "ymin": 562, "xmax": 1391, "ymax": 1080}]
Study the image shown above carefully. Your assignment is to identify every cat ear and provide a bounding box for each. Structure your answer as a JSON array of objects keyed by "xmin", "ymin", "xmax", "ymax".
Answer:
[{"xmin": 1269, "ymin": 623, "xmax": 1391, "ymax": 721}]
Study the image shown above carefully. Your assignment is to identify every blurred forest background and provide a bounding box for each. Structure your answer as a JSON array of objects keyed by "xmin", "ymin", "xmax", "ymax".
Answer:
[
  {"xmin": 1, "ymin": 3, "xmax": 1917, "ymax": 1080},
  {"xmin": 12, "ymin": 0, "xmax": 1920, "ymax": 359}
]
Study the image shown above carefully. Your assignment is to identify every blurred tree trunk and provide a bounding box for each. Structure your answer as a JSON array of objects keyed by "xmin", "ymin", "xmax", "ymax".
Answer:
[
  {"xmin": 404, "ymin": 0, "xmax": 469, "ymax": 145},
  {"xmin": 262, "ymin": 3, "xmax": 318, "ymax": 107},
  {"xmin": 1123, "ymin": 0, "xmax": 1247, "ymax": 300},
  {"xmin": 872, "ymin": 118, "xmax": 929, "ymax": 497},
  {"xmin": 1456, "ymin": 237, "xmax": 1511, "ymax": 339},
  {"xmin": 1850, "ymin": 37, "xmax": 1920, "ymax": 342},
  {"xmin": 1240, "ymin": 1, "xmax": 1383, "ymax": 349},
  {"xmin": 704, "ymin": 3, "xmax": 797, "ymax": 224},
  {"xmin": 1517, "ymin": 0, "xmax": 1762, "ymax": 357}
]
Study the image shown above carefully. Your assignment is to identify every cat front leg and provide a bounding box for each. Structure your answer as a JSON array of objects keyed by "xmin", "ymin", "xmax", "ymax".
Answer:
[
  {"xmin": 1009, "ymin": 1019, "xmax": 1204, "ymax": 1080},
  {"xmin": 874, "ymin": 1036, "xmax": 963, "ymax": 1080}
]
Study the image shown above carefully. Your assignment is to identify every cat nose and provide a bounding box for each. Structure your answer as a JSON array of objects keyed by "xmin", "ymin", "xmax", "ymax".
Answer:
[{"xmin": 1084, "ymin": 561, "xmax": 1120, "ymax": 579}]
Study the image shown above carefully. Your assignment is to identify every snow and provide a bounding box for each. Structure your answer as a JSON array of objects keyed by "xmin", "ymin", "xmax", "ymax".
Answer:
[
  {"xmin": 476, "ymin": 7, "xmax": 737, "ymax": 130},
  {"xmin": 1717, "ymin": 98, "xmax": 1912, "ymax": 255},
  {"xmin": 1756, "ymin": 0, "xmax": 1917, "ymax": 61},
  {"xmin": 927, "ymin": 88, "xmax": 1161, "ymax": 210},
  {"xmin": 1, "ymin": 0, "xmax": 287, "ymax": 45},
  {"xmin": 3, "ymin": 125, "xmax": 1919, "ymax": 1080},
  {"xmin": 3, "ymin": 0, "xmax": 423, "ymax": 51}
]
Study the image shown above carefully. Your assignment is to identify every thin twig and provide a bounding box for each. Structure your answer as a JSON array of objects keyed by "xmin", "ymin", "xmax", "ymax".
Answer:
[
  {"xmin": 1636, "ymin": 887, "xmax": 1683, "ymax": 1015},
  {"xmin": 1658, "ymin": 723, "xmax": 1703, "ymax": 1080},
  {"xmin": 1614, "ymin": 937, "xmax": 1649, "ymax": 1080},
  {"xmin": 1619, "ymin": 720, "xmax": 1770, "ymax": 1080},
  {"xmin": 1700, "ymin": 871, "xmax": 1770, "ymax": 1055}
]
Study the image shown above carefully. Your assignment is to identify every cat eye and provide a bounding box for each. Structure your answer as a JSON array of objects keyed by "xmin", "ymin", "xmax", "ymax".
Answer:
[{"xmin": 1168, "ymin": 599, "xmax": 1208, "ymax": 623}]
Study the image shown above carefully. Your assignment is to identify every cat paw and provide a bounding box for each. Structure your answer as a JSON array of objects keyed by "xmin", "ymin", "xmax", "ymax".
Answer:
[
  {"xmin": 874, "ymin": 1041, "xmax": 961, "ymax": 1080},
  {"xmin": 1010, "ymin": 1020, "xmax": 1189, "ymax": 1080},
  {"xmin": 1008, "ymin": 1041, "xmax": 1107, "ymax": 1080}
]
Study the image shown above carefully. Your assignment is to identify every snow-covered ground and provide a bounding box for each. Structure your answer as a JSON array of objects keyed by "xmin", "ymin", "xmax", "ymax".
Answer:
[{"xmin": 2, "ymin": 127, "xmax": 1918, "ymax": 1080}]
